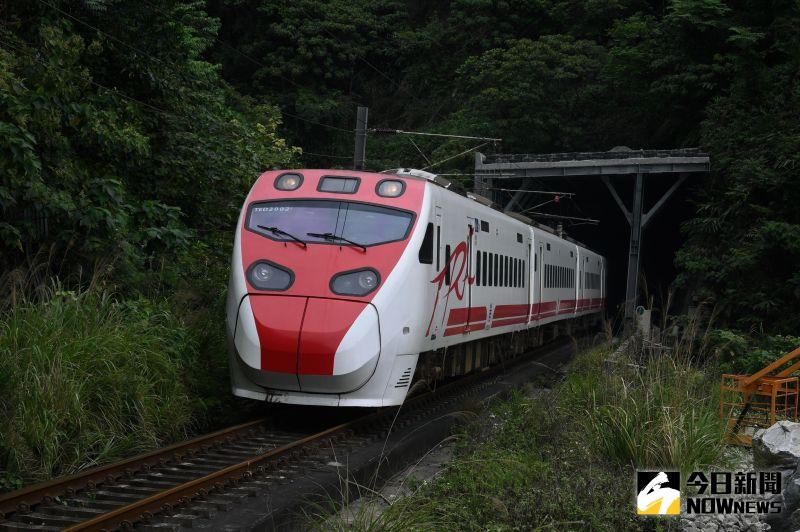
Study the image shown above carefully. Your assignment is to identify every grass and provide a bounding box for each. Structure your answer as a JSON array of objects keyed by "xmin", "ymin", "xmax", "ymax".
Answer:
[
  {"xmin": 313, "ymin": 333, "xmax": 726, "ymax": 531},
  {"xmin": 566, "ymin": 343, "xmax": 726, "ymax": 475},
  {"xmin": 0, "ymin": 280, "xmax": 229, "ymax": 490}
]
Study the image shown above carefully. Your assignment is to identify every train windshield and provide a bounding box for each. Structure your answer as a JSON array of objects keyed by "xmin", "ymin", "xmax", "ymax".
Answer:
[{"xmin": 247, "ymin": 200, "xmax": 414, "ymax": 247}]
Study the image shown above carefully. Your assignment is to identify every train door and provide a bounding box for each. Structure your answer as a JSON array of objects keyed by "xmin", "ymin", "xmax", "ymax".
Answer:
[
  {"xmin": 465, "ymin": 217, "xmax": 475, "ymax": 329},
  {"xmin": 535, "ymin": 243, "xmax": 544, "ymax": 320},
  {"xmin": 574, "ymin": 250, "xmax": 579, "ymax": 316},
  {"xmin": 526, "ymin": 241, "xmax": 532, "ymax": 324}
]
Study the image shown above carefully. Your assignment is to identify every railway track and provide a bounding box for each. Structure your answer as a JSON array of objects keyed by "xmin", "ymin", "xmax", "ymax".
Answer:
[{"xmin": 0, "ymin": 337, "xmax": 577, "ymax": 531}]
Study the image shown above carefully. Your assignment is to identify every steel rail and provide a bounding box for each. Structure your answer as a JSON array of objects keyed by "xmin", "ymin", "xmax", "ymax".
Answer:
[
  {"xmin": 62, "ymin": 422, "xmax": 353, "ymax": 531},
  {"xmin": 0, "ymin": 418, "xmax": 268, "ymax": 518}
]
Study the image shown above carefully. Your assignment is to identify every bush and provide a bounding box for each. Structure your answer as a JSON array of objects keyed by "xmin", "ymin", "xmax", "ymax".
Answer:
[
  {"xmin": 707, "ymin": 329, "xmax": 800, "ymax": 374},
  {"xmin": 0, "ymin": 284, "xmax": 197, "ymax": 485}
]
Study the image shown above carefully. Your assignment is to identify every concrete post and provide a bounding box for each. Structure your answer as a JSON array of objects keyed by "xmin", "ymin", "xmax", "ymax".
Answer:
[{"xmin": 625, "ymin": 172, "xmax": 644, "ymax": 321}]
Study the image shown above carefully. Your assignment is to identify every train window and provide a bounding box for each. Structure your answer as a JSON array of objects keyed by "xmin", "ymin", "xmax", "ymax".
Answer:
[
  {"xmin": 546, "ymin": 243, "xmax": 551, "ymax": 251},
  {"xmin": 418, "ymin": 223, "xmax": 434, "ymax": 264},
  {"xmin": 318, "ymin": 176, "xmax": 360, "ymax": 193},
  {"xmin": 515, "ymin": 259, "xmax": 519, "ymax": 287},
  {"xmin": 445, "ymin": 245, "xmax": 451, "ymax": 285},
  {"xmin": 523, "ymin": 260, "xmax": 526, "ymax": 287},
  {"xmin": 500, "ymin": 256, "xmax": 505, "ymax": 287},
  {"xmin": 248, "ymin": 199, "xmax": 412, "ymax": 247},
  {"xmin": 482, "ymin": 252, "xmax": 488, "ymax": 286},
  {"xmin": 511, "ymin": 257, "xmax": 519, "ymax": 288},
  {"xmin": 494, "ymin": 254, "xmax": 499, "ymax": 286},
  {"xmin": 488, "ymin": 252, "xmax": 493, "ymax": 286},
  {"xmin": 480, "ymin": 220, "xmax": 489, "ymax": 232},
  {"xmin": 506, "ymin": 256, "xmax": 511, "ymax": 287},
  {"xmin": 475, "ymin": 250, "xmax": 481, "ymax": 286},
  {"xmin": 516, "ymin": 233, "xmax": 523, "ymax": 243},
  {"xmin": 498, "ymin": 254, "xmax": 502, "ymax": 286},
  {"xmin": 534, "ymin": 254, "xmax": 537, "ymax": 272}
]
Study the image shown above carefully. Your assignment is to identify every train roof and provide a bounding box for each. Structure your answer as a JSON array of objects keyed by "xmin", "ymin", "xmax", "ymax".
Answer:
[{"xmin": 382, "ymin": 168, "xmax": 601, "ymax": 256}]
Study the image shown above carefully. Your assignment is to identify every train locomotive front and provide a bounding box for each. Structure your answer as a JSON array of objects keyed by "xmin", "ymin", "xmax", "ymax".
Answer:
[{"xmin": 226, "ymin": 169, "xmax": 430, "ymax": 407}]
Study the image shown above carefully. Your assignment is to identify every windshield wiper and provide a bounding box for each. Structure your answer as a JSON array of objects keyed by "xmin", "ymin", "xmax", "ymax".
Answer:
[
  {"xmin": 306, "ymin": 232, "xmax": 367, "ymax": 252},
  {"xmin": 257, "ymin": 225, "xmax": 307, "ymax": 248}
]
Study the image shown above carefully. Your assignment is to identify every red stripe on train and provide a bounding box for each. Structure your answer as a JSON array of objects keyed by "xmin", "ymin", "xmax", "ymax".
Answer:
[
  {"xmin": 447, "ymin": 306, "xmax": 488, "ymax": 326},
  {"xmin": 494, "ymin": 304, "xmax": 529, "ymax": 319}
]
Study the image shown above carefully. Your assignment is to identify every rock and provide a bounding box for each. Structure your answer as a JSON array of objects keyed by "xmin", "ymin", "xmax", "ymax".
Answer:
[{"xmin": 753, "ymin": 421, "xmax": 800, "ymax": 470}]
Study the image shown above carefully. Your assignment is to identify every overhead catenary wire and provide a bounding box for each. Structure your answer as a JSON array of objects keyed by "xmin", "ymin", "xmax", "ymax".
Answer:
[
  {"xmin": 422, "ymin": 141, "xmax": 491, "ymax": 171},
  {"xmin": 525, "ymin": 212, "xmax": 599, "ymax": 224},
  {"xmin": 281, "ymin": 111, "xmax": 353, "ymax": 133},
  {"xmin": 370, "ymin": 128, "xmax": 502, "ymax": 142},
  {"xmin": 406, "ymin": 135, "xmax": 432, "ymax": 166},
  {"xmin": 299, "ymin": 151, "xmax": 353, "ymax": 159},
  {"xmin": 487, "ymin": 187, "xmax": 575, "ymax": 197}
]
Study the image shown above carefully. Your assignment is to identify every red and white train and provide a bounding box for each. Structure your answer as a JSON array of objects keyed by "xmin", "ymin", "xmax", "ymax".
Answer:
[{"xmin": 226, "ymin": 168, "xmax": 605, "ymax": 407}]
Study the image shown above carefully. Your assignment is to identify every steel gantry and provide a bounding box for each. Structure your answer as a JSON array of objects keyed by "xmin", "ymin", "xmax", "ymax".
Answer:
[{"xmin": 474, "ymin": 148, "xmax": 710, "ymax": 322}]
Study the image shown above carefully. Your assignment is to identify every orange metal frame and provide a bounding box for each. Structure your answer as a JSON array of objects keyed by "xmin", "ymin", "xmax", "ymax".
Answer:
[{"xmin": 720, "ymin": 347, "xmax": 800, "ymax": 445}]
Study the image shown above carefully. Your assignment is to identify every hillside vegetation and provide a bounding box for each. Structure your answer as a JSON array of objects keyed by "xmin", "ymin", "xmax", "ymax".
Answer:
[{"xmin": 1, "ymin": 0, "xmax": 798, "ymax": 486}]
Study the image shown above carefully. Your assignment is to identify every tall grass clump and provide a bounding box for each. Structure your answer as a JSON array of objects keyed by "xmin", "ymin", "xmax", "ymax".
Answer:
[
  {"xmin": 0, "ymin": 283, "xmax": 196, "ymax": 488},
  {"xmin": 565, "ymin": 334, "xmax": 726, "ymax": 474}
]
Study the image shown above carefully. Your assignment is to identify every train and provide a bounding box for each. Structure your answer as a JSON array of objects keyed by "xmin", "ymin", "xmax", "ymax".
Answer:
[{"xmin": 226, "ymin": 167, "xmax": 606, "ymax": 407}]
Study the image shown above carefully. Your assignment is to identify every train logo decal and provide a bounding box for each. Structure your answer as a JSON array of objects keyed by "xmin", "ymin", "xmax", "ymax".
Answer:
[{"xmin": 425, "ymin": 227, "xmax": 475, "ymax": 337}]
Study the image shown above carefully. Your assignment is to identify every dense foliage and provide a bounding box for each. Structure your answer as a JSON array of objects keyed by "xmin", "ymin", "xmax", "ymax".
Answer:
[
  {"xmin": 217, "ymin": 0, "xmax": 800, "ymax": 334},
  {"xmin": 1, "ymin": 1, "xmax": 296, "ymax": 278},
  {"xmin": 2, "ymin": 0, "xmax": 798, "ymax": 329},
  {"xmin": 0, "ymin": 0, "xmax": 797, "ymax": 485}
]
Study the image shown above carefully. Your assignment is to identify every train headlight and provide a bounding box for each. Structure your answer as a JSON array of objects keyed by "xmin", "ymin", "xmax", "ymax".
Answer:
[
  {"xmin": 274, "ymin": 173, "xmax": 303, "ymax": 191},
  {"xmin": 247, "ymin": 260, "xmax": 294, "ymax": 291},
  {"xmin": 376, "ymin": 179, "xmax": 405, "ymax": 198},
  {"xmin": 330, "ymin": 268, "xmax": 380, "ymax": 296}
]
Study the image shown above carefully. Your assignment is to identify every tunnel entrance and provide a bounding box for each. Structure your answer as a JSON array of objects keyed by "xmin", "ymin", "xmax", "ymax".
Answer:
[{"xmin": 474, "ymin": 148, "xmax": 710, "ymax": 329}]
